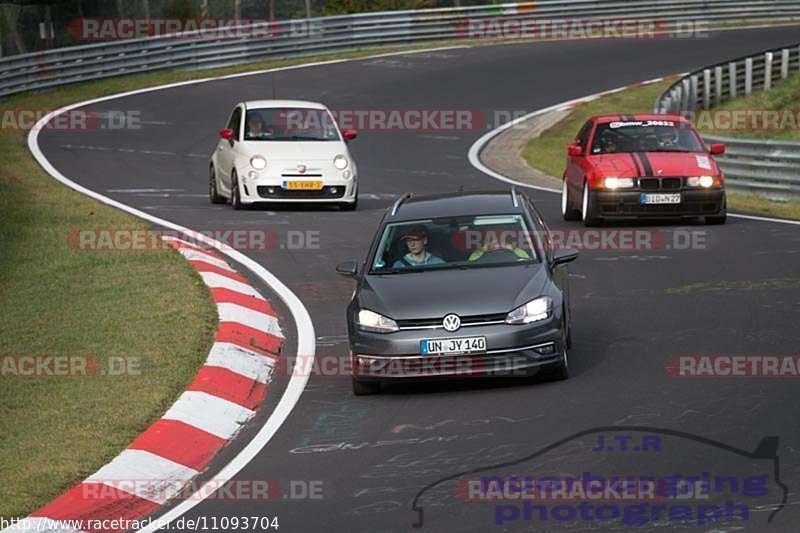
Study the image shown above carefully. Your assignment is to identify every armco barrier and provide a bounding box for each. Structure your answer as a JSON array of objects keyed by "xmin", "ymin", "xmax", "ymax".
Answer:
[
  {"xmin": 2, "ymin": 0, "xmax": 800, "ymax": 98},
  {"xmin": 655, "ymin": 44, "xmax": 800, "ymax": 201}
]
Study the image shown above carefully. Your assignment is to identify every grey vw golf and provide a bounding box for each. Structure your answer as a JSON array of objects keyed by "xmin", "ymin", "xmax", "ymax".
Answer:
[{"xmin": 336, "ymin": 191, "xmax": 579, "ymax": 395}]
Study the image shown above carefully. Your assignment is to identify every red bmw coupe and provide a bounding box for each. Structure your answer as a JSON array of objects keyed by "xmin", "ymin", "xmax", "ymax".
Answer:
[{"xmin": 562, "ymin": 114, "xmax": 726, "ymax": 225}]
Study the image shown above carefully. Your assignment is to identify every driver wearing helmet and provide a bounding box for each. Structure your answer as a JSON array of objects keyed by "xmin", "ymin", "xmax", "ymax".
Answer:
[
  {"xmin": 600, "ymin": 133, "xmax": 618, "ymax": 153},
  {"xmin": 656, "ymin": 128, "xmax": 679, "ymax": 149}
]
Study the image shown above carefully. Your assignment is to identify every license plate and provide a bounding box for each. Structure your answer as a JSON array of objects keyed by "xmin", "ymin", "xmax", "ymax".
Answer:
[
  {"xmin": 641, "ymin": 193, "xmax": 681, "ymax": 204},
  {"xmin": 283, "ymin": 180, "xmax": 323, "ymax": 190},
  {"xmin": 421, "ymin": 336, "xmax": 486, "ymax": 355}
]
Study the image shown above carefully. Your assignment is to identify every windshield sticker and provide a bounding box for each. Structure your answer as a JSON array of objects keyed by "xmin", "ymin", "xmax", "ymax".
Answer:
[{"xmin": 610, "ymin": 120, "xmax": 675, "ymax": 129}]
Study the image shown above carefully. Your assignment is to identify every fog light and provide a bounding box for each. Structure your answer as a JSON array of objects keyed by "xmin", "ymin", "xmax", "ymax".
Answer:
[
  {"xmin": 357, "ymin": 355, "xmax": 384, "ymax": 366},
  {"xmin": 329, "ymin": 187, "xmax": 338, "ymax": 194},
  {"xmin": 267, "ymin": 187, "xmax": 275, "ymax": 195},
  {"xmin": 534, "ymin": 343, "xmax": 555, "ymax": 355}
]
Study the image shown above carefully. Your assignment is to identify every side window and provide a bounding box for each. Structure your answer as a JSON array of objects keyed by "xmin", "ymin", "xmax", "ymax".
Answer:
[
  {"xmin": 227, "ymin": 107, "xmax": 242, "ymax": 140},
  {"xmin": 575, "ymin": 120, "xmax": 594, "ymax": 152}
]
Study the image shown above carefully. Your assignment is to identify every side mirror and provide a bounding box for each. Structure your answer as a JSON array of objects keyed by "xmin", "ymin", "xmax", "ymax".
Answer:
[
  {"xmin": 567, "ymin": 145, "xmax": 583, "ymax": 157},
  {"xmin": 710, "ymin": 143, "xmax": 725, "ymax": 155},
  {"xmin": 342, "ymin": 129, "xmax": 358, "ymax": 141},
  {"xmin": 552, "ymin": 247, "xmax": 579, "ymax": 266},
  {"xmin": 336, "ymin": 260, "xmax": 359, "ymax": 278},
  {"xmin": 219, "ymin": 128, "xmax": 235, "ymax": 141}
]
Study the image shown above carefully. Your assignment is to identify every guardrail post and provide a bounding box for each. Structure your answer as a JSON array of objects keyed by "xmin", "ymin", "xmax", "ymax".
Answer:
[
  {"xmin": 764, "ymin": 52, "xmax": 773, "ymax": 90},
  {"xmin": 690, "ymin": 74, "xmax": 699, "ymax": 111},
  {"xmin": 702, "ymin": 69, "xmax": 711, "ymax": 109},
  {"xmin": 745, "ymin": 57, "xmax": 753, "ymax": 95},
  {"xmin": 728, "ymin": 61, "xmax": 737, "ymax": 99},
  {"xmin": 781, "ymin": 48, "xmax": 789, "ymax": 79},
  {"xmin": 714, "ymin": 66, "xmax": 723, "ymax": 106},
  {"xmin": 680, "ymin": 78, "xmax": 691, "ymax": 111},
  {"xmin": 670, "ymin": 87, "xmax": 681, "ymax": 114}
]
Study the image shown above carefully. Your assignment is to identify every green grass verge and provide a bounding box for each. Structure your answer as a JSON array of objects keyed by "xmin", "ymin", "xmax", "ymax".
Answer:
[
  {"xmin": 521, "ymin": 79, "xmax": 800, "ymax": 220},
  {"xmin": 694, "ymin": 71, "xmax": 800, "ymax": 141},
  {"xmin": 522, "ymin": 80, "xmax": 674, "ymax": 179}
]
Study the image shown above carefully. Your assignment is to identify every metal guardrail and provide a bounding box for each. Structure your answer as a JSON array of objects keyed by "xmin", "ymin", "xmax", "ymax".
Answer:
[
  {"xmin": 655, "ymin": 44, "xmax": 800, "ymax": 201},
  {"xmin": 702, "ymin": 134, "xmax": 800, "ymax": 200},
  {"xmin": 2, "ymin": 0, "xmax": 800, "ymax": 99}
]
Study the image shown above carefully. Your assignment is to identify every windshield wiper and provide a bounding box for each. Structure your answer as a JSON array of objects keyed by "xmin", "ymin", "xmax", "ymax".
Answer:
[{"xmin": 286, "ymin": 135, "xmax": 330, "ymax": 141}]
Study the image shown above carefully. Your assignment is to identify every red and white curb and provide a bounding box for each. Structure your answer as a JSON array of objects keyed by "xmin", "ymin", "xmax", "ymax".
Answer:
[{"xmin": 4, "ymin": 237, "xmax": 283, "ymax": 533}]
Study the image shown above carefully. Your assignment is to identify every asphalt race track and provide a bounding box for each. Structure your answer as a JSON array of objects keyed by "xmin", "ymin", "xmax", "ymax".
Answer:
[{"xmin": 38, "ymin": 26, "xmax": 800, "ymax": 532}]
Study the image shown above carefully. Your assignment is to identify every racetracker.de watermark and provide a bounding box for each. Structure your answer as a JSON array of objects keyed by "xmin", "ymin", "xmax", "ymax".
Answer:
[
  {"xmin": 684, "ymin": 109, "xmax": 800, "ymax": 131},
  {"xmin": 0, "ymin": 109, "xmax": 140, "ymax": 131},
  {"xmin": 67, "ymin": 229, "xmax": 320, "ymax": 252},
  {"xmin": 455, "ymin": 18, "xmax": 710, "ymax": 40},
  {"xmin": 450, "ymin": 228, "xmax": 708, "ymax": 252},
  {"xmin": 67, "ymin": 18, "xmax": 320, "ymax": 41},
  {"xmin": 79, "ymin": 479, "xmax": 325, "ymax": 501},
  {"xmin": 0, "ymin": 355, "xmax": 141, "ymax": 377},
  {"xmin": 274, "ymin": 354, "xmax": 537, "ymax": 378},
  {"xmin": 666, "ymin": 355, "xmax": 800, "ymax": 377}
]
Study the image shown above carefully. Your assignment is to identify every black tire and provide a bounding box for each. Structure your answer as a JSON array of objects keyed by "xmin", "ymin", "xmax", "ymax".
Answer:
[
  {"xmin": 231, "ymin": 171, "xmax": 244, "ymax": 210},
  {"xmin": 581, "ymin": 181, "xmax": 600, "ymax": 227},
  {"xmin": 352, "ymin": 377, "xmax": 380, "ymax": 395},
  {"xmin": 565, "ymin": 306, "xmax": 573, "ymax": 350},
  {"xmin": 209, "ymin": 166, "xmax": 225, "ymax": 204},
  {"xmin": 340, "ymin": 197, "xmax": 358, "ymax": 211},
  {"xmin": 561, "ymin": 179, "xmax": 581, "ymax": 221},
  {"xmin": 339, "ymin": 188, "xmax": 358, "ymax": 211}
]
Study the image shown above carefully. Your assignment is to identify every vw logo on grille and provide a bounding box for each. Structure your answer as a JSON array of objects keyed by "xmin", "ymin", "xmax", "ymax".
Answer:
[{"xmin": 442, "ymin": 314, "xmax": 461, "ymax": 332}]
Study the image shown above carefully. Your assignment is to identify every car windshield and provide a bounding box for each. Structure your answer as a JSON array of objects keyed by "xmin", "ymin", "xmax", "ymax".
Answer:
[
  {"xmin": 244, "ymin": 107, "xmax": 340, "ymax": 141},
  {"xmin": 590, "ymin": 120, "xmax": 705, "ymax": 154},
  {"xmin": 370, "ymin": 214, "xmax": 540, "ymax": 274}
]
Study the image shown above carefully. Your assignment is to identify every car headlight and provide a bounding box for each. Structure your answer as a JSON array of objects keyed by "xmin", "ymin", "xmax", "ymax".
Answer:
[
  {"xmin": 334, "ymin": 154, "xmax": 348, "ymax": 170},
  {"xmin": 687, "ymin": 175, "xmax": 715, "ymax": 188},
  {"xmin": 250, "ymin": 155, "xmax": 267, "ymax": 170},
  {"xmin": 604, "ymin": 177, "xmax": 634, "ymax": 189},
  {"xmin": 356, "ymin": 309, "xmax": 399, "ymax": 333},
  {"xmin": 506, "ymin": 296, "xmax": 553, "ymax": 325}
]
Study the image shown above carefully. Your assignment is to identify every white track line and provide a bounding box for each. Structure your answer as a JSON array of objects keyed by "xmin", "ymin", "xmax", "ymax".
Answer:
[{"xmin": 26, "ymin": 45, "xmax": 483, "ymax": 533}]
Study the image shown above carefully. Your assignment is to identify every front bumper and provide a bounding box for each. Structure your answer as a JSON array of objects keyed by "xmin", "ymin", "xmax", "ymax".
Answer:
[
  {"xmin": 592, "ymin": 188, "xmax": 725, "ymax": 218},
  {"xmin": 239, "ymin": 172, "xmax": 357, "ymax": 204},
  {"xmin": 350, "ymin": 316, "xmax": 564, "ymax": 382}
]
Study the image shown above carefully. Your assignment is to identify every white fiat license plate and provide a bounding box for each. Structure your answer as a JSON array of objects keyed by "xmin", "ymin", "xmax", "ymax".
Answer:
[
  {"xmin": 421, "ymin": 336, "xmax": 487, "ymax": 355},
  {"xmin": 641, "ymin": 193, "xmax": 681, "ymax": 204}
]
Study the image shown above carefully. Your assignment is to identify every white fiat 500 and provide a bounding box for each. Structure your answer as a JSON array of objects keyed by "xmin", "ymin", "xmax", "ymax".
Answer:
[{"xmin": 209, "ymin": 100, "xmax": 359, "ymax": 210}]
